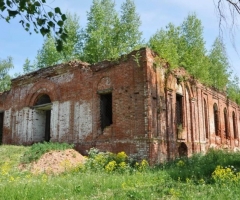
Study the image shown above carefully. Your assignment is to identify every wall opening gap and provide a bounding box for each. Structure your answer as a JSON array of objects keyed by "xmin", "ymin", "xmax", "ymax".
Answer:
[
  {"xmin": 204, "ymin": 99, "xmax": 209, "ymax": 139},
  {"xmin": 33, "ymin": 94, "xmax": 52, "ymax": 142},
  {"xmin": 176, "ymin": 94, "xmax": 183, "ymax": 130},
  {"xmin": 224, "ymin": 108, "xmax": 228, "ymax": 138},
  {"xmin": 213, "ymin": 103, "xmax": 219, "ymax": 136},
  {"xmin": 233, "ymin": 112, "xmax": 238, "ymax": 139},
  {"xmin": 100, "ymin": 93, "xmax": 112, "ymax": 131}
]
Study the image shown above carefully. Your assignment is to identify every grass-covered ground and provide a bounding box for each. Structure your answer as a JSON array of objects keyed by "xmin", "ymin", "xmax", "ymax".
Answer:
[{"xmin": 1, "ymin": 144, "xmax": 240, "ymax": 199}]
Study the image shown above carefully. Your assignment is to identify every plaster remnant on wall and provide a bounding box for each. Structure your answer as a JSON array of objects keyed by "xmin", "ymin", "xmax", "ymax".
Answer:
[
  {"xmin": 176, "ymin": 84, "xmax": 183, "ymax": 95},
  {"xmin": 4, "ymin": 108, "xmax": 11, "ymax": 129},
  {"xmin": 50, "ymin": 73, "xmax": 74, "ymax": 84},
  {"xmin": 51, "ymin": 101, "xmax": 59, "ymax": 140},
  {"xmin": 74, "ymin": 101, "xmax": 92, "ymax": 140},
  {"xmin": 58, "ymin": 101, "xmax": 71, "ymax": 139}
]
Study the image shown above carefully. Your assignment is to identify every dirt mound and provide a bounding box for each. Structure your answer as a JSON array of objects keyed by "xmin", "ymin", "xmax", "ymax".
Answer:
[{"xmin": 30, "ymin": 149, "xmax": 86, "ymax": 175}]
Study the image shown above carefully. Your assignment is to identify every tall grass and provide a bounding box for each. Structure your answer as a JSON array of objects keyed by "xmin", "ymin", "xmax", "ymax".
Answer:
[
  {"xmin": 161, "ymin": 149, "xmax": 240, "ymax": 183},
  {"xmin": 1, "ymin": 145, "xmax": 240, "ymax": 199}
]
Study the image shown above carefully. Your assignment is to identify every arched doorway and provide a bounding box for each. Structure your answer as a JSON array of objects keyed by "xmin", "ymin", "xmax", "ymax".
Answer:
[
  {"xmin": 33, "ymin": 94, "xmax": 52, "ymax": 142},
  {"xmin": 178, "ymin": 142, "xmax": 188, "ymax": 157}
]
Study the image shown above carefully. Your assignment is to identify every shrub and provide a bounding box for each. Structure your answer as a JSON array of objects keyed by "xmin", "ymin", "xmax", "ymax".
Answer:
[
  {"xmin": 212, "ymin": 165, "xmax": 240, "ymax": 184},
  {"xmin": 84, "ymin": 148, "xmax": 148, "ymax": 173}
]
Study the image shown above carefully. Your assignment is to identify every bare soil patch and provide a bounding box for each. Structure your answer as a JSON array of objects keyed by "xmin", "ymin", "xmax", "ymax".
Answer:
[{"xmin": 29, "ymin": 149, "xmax": 86, "ymax": 175}]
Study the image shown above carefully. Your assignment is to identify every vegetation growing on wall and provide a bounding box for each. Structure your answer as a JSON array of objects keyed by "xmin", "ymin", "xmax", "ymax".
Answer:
[{"xmin": 149, "ymin": 13, "xmax": 239, "ymax": 104}]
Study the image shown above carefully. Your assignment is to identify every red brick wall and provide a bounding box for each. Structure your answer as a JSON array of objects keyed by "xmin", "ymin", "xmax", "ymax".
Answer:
[{"xmin": 0, "ymin": 48, "xmax": 240, "ymax": 164}]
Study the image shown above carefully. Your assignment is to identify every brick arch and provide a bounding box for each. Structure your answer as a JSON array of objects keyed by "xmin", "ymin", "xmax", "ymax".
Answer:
[
  {"xmin": 97, "ymin": 76, "xmax": 112, "ymax": 91},
  {"xmin": 178, "ymin": 142, "xmax": 188, "ymax": 157},
  {"xmin": 25, "ymin": 79, "xmax": 60, "ymax": 107}
]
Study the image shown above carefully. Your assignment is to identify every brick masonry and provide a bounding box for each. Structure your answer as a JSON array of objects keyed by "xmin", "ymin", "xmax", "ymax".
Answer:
[{"xmin": 0, "ymin": 47, "xmax": 239, "ymax": 164}]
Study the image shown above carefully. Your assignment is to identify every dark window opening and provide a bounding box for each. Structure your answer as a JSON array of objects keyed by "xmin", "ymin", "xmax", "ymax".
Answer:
[
  {"xmin": 233, "ymin": 112, "xmax": 238, "ymax": 139},
  {"xmin": 213, "ymin": 103, "xmax": 219, "ymax": 136},
  {"xmin": 34, "ymin": 94, "xmax": 51, "ymax": 106},
  {"xmin": 100, "ymin": 93, "xmax": 112, "ymax": 130},
  {"xmin": 176, "ymin": 94, "xmax": 183, "ymax": 126},
  {"xmin": 204, "ymin": 99, "xmax": 209, "ymax": 139},
  {"xmin": 0, "ymin": 112, "xmax": 3, "ymax": 144},
  {"xmin": 178, "ymin": 142, "xmax": 188, "ymax": 157},
  {"xmin": 224, "ymin": 108, "xmax": 228, "ymax": 138}
]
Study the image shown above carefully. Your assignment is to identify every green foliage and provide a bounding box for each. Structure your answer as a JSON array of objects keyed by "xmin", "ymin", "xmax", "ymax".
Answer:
[
  {"xmin": 212, "ymin": 165, "xmax": 240, "ymax": 184},
  {"xmin": 179, "ymin": 14, "xmax": 209, "ymax": 83},
  {"xmin": 2, "ymin": 146, "xmax": 240, "ymax": 199},
  {"xmin": 82, "ymin": 0, "xmax": 143, "ymax": 63},
  {"xmin": 0, "ymin": 57, "xmax": 14, "ymax": 92},
  {"xmin": 118, "ymin": 0, "xmax": 143, "ymax": 54},
  {"xmin": 23, "ymin": 58, "xmax": 36, "ymax": 74},
  {"xmin": 149, "ymin": 23, "xmax": 180, "ymax": 68},
  {"xmin": 35, "ymin": 13, "xmax": 82, "ymax": 69},
  {"xmin": 0, "ymin": 0, "xmax": 67, "ymax": 51},
  {"xmin": 227, "ymin": 76, "xmax": 240, "ymax": 104},
  {"xmin": 21, "ymin": 142, "xmax": 74, "ymax": 164},
  {"xmin": 25, "ymin": 0, "xmax": 143, "ymax": 68},
  {"xmin": 82, "ymin": 0, "xmax": 119, "ymax": 63},
  {"xmin": 149, "ymin": 13, "xmax": 233, "ymax": 96},
  {"xmin": 208, "ymin": 37, "xmax": 231, "ymax": 90},
  {"xmin": 84, "ymin": 147, "xmax": 148, "ymax": 173},
  {"xmin": 162, "ymin": 149, "xmax": 240, "ymax": 183},
  {"xmin": 149, "ymin": 13, "xmax": 210, "ymax": 82}
]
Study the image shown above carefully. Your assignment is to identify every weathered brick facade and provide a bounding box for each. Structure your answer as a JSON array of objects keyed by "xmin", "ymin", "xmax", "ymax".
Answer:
[{"xmin": 0, "ymin": 48, "xmax": 239, "ymax": 164}]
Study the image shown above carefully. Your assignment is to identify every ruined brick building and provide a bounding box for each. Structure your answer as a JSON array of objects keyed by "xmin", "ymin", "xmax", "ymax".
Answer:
[{"xmin": 0, "ymin": 48, "xmax": 239, "ymax": 164}]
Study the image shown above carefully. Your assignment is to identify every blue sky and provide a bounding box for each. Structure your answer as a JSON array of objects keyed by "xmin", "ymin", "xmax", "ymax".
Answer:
[{"xmin": 0, "ymin": 0, "xmax": 239, "ymax": 78}]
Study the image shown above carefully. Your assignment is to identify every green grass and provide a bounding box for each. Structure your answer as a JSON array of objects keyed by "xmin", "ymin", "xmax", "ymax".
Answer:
[{"xmin": 1, "ymin": 145, "xmax": 240, "ymax": 199}]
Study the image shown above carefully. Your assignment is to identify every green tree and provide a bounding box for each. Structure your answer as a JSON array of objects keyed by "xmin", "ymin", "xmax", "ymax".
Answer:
[
  {"xmin": 23, "ymin": 58, "xmax": 36, "ymax": 74},
  {"xmin": 82, "ymin": 0, "xmax": 119, "ymax": 63},
  {"xmin": 0, "ymin": 0, "xmax": 67, "ymax": 51},
  {"xmin": 178, "ymin": 14, "xmax": 209, "ymax": 83},
  {"xmin": 148, "ymin": 14, "xmax": 233, "ymax": 89},
  {"xmin": 35, "ymin": 13, "xmax": 82, "ymax": 68},
  {"xmin": 208, "ymin": 37, "xmax": 231, "ymax": 90},
  {"xmin": 82, "ymin": 0, "xmax": 143, "ymax": 63},
  {"xmin": 118, "ymin": 0, "xmax": 143, "ymax": 54},
  {"xmin": 0, "ymin": 57, "xmax": 14, "ymax": 92},
  {"xmin": 227, "ymin": 76, "xmax": 240, "ymax": 105},
  {"xmin": 148, "ymin": 23, "xmax": 180, "ymax": 69}
]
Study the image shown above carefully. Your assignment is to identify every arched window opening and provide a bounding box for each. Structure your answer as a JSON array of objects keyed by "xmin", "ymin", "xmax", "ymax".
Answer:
[
  {"xmin": 204, "ymin": 99, "xmax": 208, "ymax": 139},
  {"xmin": 34, "ymin": 94, "xmax": 51, "ymax": 106},
  {"xmin": 213, "ymin": 103, "xmax": 219, "ymax": 136},
  {"xmin": 233, "ymin": 112, "xmax": 238, "ymax": 139},
  {"xmin": 178, "ymin": 142, "xmax": 188, "ymax": 157},
  {"xmin": 224, "ymin": 108, "xmax": 228, "ymax": 138}
]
